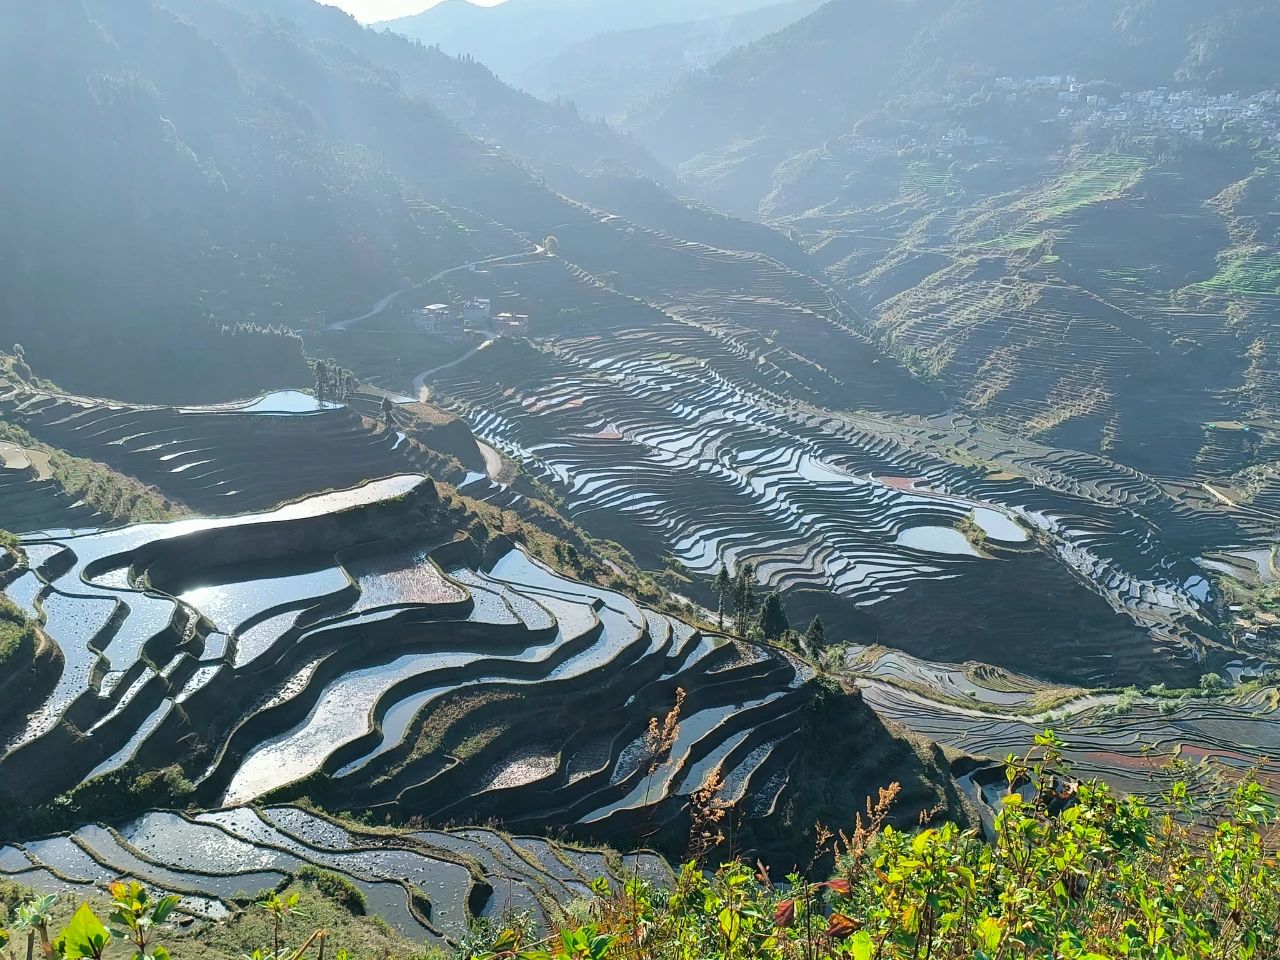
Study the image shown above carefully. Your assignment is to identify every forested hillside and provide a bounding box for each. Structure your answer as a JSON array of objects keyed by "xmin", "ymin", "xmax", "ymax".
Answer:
[
  {"xmin": 628, "ymin": 0, "xmax": 1280, "ymax": 211},
  {"xmin": 386, "ymin": 0, "xmax": 794, "ymax": 83},
  {"xmin": 0, "ymin": 0, "xmax": 662, "ymax": 402},
  {"xmin": 477, "ymin": 0, "xmax": 825, "ymax": 120},
  {"xmin": 204, "ymin": 0, "xmax": 669, "ymax": 179}
]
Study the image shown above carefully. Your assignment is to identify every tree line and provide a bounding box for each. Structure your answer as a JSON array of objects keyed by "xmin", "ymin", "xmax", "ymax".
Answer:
[{"xmin": 712, "ymin": 562, "xmax": 824, "ymax": 648}]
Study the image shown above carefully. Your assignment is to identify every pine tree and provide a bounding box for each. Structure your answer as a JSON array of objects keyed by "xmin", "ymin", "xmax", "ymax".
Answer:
[
  {"xmin": 805, "ymin": 615, "xmax": 826, "ymax": 647},
  {"xmin": 756, "ymin": 592, "xmax": 789, "ymax": 640},
  {"xmin": 733, "ymin": 563, "xmax": 756, "ymax": 635},
  {"xmin": 713, "ymin": 566, "xmax": 732, "ymax": 631},
  {"xmin": 313, "ymin": 359, "xmax": 330, "ymax": 401}
]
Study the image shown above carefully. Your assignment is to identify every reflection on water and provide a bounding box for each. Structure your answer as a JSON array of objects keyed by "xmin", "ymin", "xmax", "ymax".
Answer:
[
  {"xmin": 973, "ymin": 507, "xmax": 1028, "ymax": 542},
  {"xmin": 180, "ymin": 566, "xmax": 348, "ymax": 633},
  {"xmin": 224, "ymin": 652, "xmax": 460, "ymax": 804},
  {"xmin": 894, "ymin": 526, "xmax": 979, "ymax": 557},
  {"xmin": 347, "ymin": 547, "xmax": 466, "ymax": 610},
  {"xmin": 182, "ymin": 390, "xmax": 340, "ymax": 415}
]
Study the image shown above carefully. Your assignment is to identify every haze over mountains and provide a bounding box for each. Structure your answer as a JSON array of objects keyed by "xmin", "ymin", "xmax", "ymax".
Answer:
[
  {"xmin": 1, "ymin": 0, "xmax": 665, "ymax": 399},
  {"xmin": 386, "ymin": 0, "xmax": 823, "ymax": 117}
]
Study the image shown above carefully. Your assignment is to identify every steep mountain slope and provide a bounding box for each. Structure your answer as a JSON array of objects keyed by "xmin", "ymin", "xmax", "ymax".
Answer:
[
  {"xmin": 0, "ymin": 0, "xmax": 518, "ymax": 401},
  {"xmin": 203, "ymin": 0, "xmax": 670, "ymax": 179},
  {"xmin": 628, "ymin": 0, "xmax": 939, "ymax": 189},
  {"xmin": 612, "ymin": 0, "xmax": 1280, "ymax": 486},
  {"xmin": 385, "ymin": 0, "xmax": 791, "ymax": 82},
  {"xmin": 628, "ymin": 0, "xmax": 1280, "ymax": 212},
  {"xmin": 0, "ymin": 0, "xmax": 673, "ymax": 402},
  {"xmin": 513, "ymin": 0, "xmax": 825, "ymax": 120}
]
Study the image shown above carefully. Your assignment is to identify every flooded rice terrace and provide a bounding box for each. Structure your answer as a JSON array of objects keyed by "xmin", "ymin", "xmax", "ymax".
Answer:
[
  {"xmin": 1, "ymin": 343, "xmax": 1275, "ymax": 933},
  {"xmin": 0, "ymin": 471, "xmax": 817, "ymax": 861},
  {"xmin": 429, "ymin": 331, "xmax": 1255, "ymax": 686}
]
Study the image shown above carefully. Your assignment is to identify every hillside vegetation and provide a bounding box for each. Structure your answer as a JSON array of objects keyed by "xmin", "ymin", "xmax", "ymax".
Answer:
[
  {"xmin": 0, "ymin": 0, "xmax": 662, "ymax": 402},
  {"xmin": 0, "ymin": 596, "xmax": 36, "ymax": 673},
  {"xmin": 0, "ymin": 416, "xmax": 187, "ymax": 527},
  {"xmin": 627, "ymin": 0, "xmax": 1280, "ymax": 211}
]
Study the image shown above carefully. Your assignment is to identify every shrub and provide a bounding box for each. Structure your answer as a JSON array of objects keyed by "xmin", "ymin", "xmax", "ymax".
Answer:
[
  {"xmin": 1199, "ymin": 672, "xmax": 1226, "ymax": 693},
  {"xmin": 296, "ymin": 866, "xmax": 366, "ymax": 915},
  {"xmin": 4, "ymin": 738, "xmax": 1278, "ymax": 960},
  {"xmin": 0, "ymin": 528, "xmax": 22, "ymax": 560},
  {"xmin": 0, "ymin": 597, "xmax": 37, "ymax": 671},
  {"xmin": 472, "ymin": 733, "xmax": 1280, "ymax": 960}
]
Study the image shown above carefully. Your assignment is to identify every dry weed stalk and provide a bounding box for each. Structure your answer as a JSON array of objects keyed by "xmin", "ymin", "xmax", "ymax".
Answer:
[
  {"xmin": 687, "ymin": 769, "xmax": 731, "ymax": 863},
  {"xmin": 834, "ymin": 782, "xmax": 901, "ymax": 873},
  {"xmin": 918, "ymin": 798, "xmax": 945, "ymax": 826},
  {"xmin": 644, "ymin": 687, "xmax": 685, "ymax": 774}
]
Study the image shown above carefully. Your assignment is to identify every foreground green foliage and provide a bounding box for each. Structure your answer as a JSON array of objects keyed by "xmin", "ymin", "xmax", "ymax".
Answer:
[
  {"xmin": 0, "ymin": 882, "xmax": 178, "ymax": 960},
  {"xmin": 0, "ymin": 881, "xmax": 422, "ymax": 960},
  {"xmin": 4, "ymin": 737, "xmax": 1278, "ymax": 959},
  {"xmin": 477, "ymin": 735, "xmax": 1279, "ymax": 960}
]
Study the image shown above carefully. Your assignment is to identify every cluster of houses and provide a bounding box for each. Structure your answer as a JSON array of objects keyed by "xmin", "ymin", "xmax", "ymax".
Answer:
[
  {"xmin": 821, "ymin": 77, "xmax": 1280, "ymax": 170},
  {"xmin": 995, "ymin": 76, "xmax": 1280, "ymax": 145},
  {"xmin": 412, "ymin": 297, "xmax": 530, "ymax": 341}
]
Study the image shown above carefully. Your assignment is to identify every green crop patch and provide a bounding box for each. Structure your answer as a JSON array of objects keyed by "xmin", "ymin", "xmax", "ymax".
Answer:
[
  {"xmin": 1197, "ymin": 252, "xmax": 1280, "ymax": 297},
  {"xmin": 981, "ymin": 154, "xmax": 1147, "ymax": 251}
]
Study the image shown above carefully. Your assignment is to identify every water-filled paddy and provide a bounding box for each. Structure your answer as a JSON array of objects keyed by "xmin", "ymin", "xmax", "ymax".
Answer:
[
  {"xmin": 972, "ymin": 507, "xmax": 1028, "ymax": 542},
  {"xmin": 188, "ymin": 391, "xmax": 341, "ymax": 415},
  {"xmin": 345, "ymin": 546, "xmax": 466, "ymax": 609},
  {"xmin": 894, "ymin": 525, "xmax": 979, "ymax": 556},
  {"xmin": 180, "ymin": 565, "xmax": 349, "ymax": 633}
]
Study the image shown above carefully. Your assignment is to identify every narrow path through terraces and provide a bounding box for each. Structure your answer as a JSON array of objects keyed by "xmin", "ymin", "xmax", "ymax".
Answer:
[
  {"xmin": 413, "ymin": 339, "xmax": 495, "ymax": 401},
  {"xmin": 328, "ymin": 288, "xmax": 408, "ymax": 332}
]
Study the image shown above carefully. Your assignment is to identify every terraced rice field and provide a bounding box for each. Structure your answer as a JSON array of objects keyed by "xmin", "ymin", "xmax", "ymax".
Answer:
[
  {"xmin": 1197, "ymin": 252, "xmax": 1280, "ymax": 297},
  {"xmin": 3, "ymin": 152, "xmax": 1278, "ymax": 921},
  {"xmin": 0, "ymin": 805, "xmax": 671, "ymax": 945},
  {"xmin": 862, "ymin": 675, "xmax": 1280, "ymax": 804},
  {"xmin": 429, "ymin": 322, "xmax": 1262, "ymax": 686},
  {"xmin": 0, "ymin": 387, "xmax": 416, "ymax": 515},
  {"xmin": 789, "ymin": 150, "xmax": 1273, "ymax": 482},
  {"xmin": 0, "ymin": 475, "xmax": 822, "ymax": 855},
  {"xmin": 0, "ymin": 440, "xmax": 112, "ymax": 533}
]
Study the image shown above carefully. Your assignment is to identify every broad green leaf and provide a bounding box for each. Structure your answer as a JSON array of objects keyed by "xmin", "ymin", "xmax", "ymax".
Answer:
[
  {"xmin": 60, "ymin": 904, "xmax": 111, "ymax": 960},
  {"xmin": 976, "ymin": 915, "xmax": 1002, "ymax": 952},
  {"xmin": 492, "ymin": 928, "xmax": 519, "ymax": 952},
  {"xmin": 152, "ymin": 896, "xmax": 180, "ymax": 925},
  {"xmin": 849, "ymin": 930, "xmax": 873, "ymax": 960},
  {"xmin": 718, "ymin": 907, "xmax": 740, "ymax": 943}
]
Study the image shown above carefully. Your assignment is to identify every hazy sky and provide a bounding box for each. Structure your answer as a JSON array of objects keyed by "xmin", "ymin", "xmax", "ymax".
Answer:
[{"xmin": 330, "ymin": 0, "xmax": 506, "ymax": 22}]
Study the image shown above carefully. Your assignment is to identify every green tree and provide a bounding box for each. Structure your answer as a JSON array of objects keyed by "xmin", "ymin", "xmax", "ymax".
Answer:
[
  {"xmin": 755, "ymin": 591, "xmax": 789, "ymax": 640},
  {"xmin": 805, "ymin": 615, "xmax": 826, "ymax": 647},
  {"xmin": 1200, "ymin": 671, "xmax": 1226, "ymax": 692},
  {"xmin": 733, "ymin": 563, "xmax": 756, "ymax": 636},
  {"xmin": 313, "ymin": 359, "xmax": 331, "ymax": 402},
  {"xmin": 712, "ymin": 566, "xmax": 732, "ymax": 631}
]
